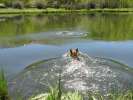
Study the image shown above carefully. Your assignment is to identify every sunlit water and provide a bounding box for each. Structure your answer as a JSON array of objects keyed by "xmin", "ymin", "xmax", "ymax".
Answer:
[
  {"xmin": 0, "ymin": 13, "xmax": 133, "ymax": 99},
  {"xmin": 9, "ymin": 52, "xmax": 133, "ymax": 99},
  {"xmin": 0, "ymin": 14, "xmax": 133, "ymax": 78}
]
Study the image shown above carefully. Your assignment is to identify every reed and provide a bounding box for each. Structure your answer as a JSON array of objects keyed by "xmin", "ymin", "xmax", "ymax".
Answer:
[
  {"xmin": 30, "ymin": 73, "xmax": 133, "ymax": 100},
  {"xmin": 30, "ymin": 89, "xmax": 133, "ymax": 100},
  {"xmin": 0, "ymin": 69, "xmax": 9, "ymax": 100}
]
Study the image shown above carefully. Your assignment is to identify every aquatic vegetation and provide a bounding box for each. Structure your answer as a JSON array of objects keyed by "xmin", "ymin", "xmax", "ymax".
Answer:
[
  {"xmin": 30, "ymin": 88, "xmax": 133, "ymax": 100},
  {"xmin": 87, "ymin": 90, "xmax": 133, "ymax": 100},
  {"xmin": 0, "ymin": 70, "xmax": 9, "ymax": 100},
  {"xmin": 30, "ymin": 91, "xmax": 83, "ymax": 100},
  {"xmin": 107, "ymin": 90, "xmax": 133, "ymax": 100}
]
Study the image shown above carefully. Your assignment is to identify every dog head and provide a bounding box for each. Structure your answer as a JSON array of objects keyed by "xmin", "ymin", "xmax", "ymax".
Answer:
[{"xmin": 70, "ymin": 48, "xmax": 79, "ymax": 59}]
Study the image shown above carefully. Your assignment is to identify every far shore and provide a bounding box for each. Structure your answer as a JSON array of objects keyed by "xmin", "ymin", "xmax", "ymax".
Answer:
[{"xmin": 0, "ymin": 8, "xmax": 133, "ymax": 14}]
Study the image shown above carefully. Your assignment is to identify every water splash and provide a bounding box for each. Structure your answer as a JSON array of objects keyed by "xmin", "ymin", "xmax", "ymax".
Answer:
[
  {"xmin": 58, "ymin": 52, "xmax": 119, "ymax": 93},
  {"xmin": 9, "ymin": 52, "xmax": 133, "ymax": 99},
  {"xmin": 56, "ymin": 31, "xmax": 87, "ymax": 37}
]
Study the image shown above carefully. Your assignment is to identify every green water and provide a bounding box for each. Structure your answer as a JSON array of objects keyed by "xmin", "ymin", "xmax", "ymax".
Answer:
[
  {"xmin": 0, "ymin": 14, "xmax": 133, "ymax": 41},
  {"xmin": 0, "ymin": 13, "xmax": 133, "ymax": 77}
]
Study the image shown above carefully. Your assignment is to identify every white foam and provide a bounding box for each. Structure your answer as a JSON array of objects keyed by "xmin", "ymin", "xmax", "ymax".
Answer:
[
  {"xmin": 64, "ymin": 78, "xmax": 88, "ymax": 91},
  {"xmin": 60, "ymin": 52, "xmax": 118, "ymax": 92},
  {"xmin": 56, "ymin": 31, "xmax": 87, "ymax": 37}
]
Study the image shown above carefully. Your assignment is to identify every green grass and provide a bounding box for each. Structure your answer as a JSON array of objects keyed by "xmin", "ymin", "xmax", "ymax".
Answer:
[
  {"xmin": 0, "ymin": 69, "xmax": 132, "ymax": 100},
  {"xmin": 1, "ymin": 8, "xmax": 133, "ymax": 14},
  {"xmin": 30, "ymin": 89, "xmax": 133, "ymax": 100},
  {"xmin": 0, "ymin": 70, "xmax": 9, "ymax": 100},
  {"xmin": 107, "ymin": 90, "xmax": 133, "ymax": 100},
  {"xmin": 30, "ymin": 75, "xmax": 133, "ymax": 100},
  {"xmin": 30, "ymin": 88, "xmax": 83, "ymax": 100},
  {"xmin": 25, "ymin": 70, "xmax": 133, "ymax": 100}
]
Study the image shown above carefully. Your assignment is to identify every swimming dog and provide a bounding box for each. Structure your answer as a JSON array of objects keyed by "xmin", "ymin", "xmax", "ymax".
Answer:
[
  {"xmin": 70, "ymin": 48, "xmax": 78, "ymax": 58},
  {"xmin": 63, "ymin": 48, "xmax": 80, "ymax": 61},
  {"xmin": 70, "ymin": 48, "xmax": 80, "ymax": 60}
]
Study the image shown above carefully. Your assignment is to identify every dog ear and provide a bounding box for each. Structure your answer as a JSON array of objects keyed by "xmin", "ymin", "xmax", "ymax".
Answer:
[
  {"xmin": 76, "ymin": 48, "xmax": 79, "ymax": 52},
  {"xmin": 70, "ymin": 49, "xmax": 72, "ymax": 54}
]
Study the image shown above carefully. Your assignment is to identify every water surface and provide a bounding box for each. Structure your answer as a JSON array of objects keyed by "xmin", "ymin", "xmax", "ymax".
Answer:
[
  {"xmin": 0, "ymin": 13, "xmax": 133, "ymax": 77},
  {"xmin": 9, "ymin": 52, "xmax": 133, "ymax": 99}
]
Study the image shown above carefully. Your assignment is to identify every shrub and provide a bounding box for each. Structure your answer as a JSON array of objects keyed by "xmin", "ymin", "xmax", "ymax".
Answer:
[
  {"xmin": 63, "ymin": 4, "xmax": 71, "ymax": 10},
  {"xmin": 70, "ymin": 5, "xmax": 81, "ymax": 10},
  {"xmin": 24, "ymin": 3, "xmax": 31, "ymax": 8},
  {"xmin": 109, "ymin": 2, "xmax": 120, "ymax": 8},
  {"xmin": 100, "ymin": 3, "xmax": 109, "ymax": 8},
  {"xmin": 76, "ymin": 4, "xmax": 87, "ymax": 9},
  {"xmin": 88, "ymin": 2, "xmax": 96, "ymax": 9},
  {"xmin": 12, "ymin": 1, "xmax": 24, "ymax": 9},
  {"xmin": 80, "ymin": 3, "xmax": 96, "ymax": 9},
  {"xmin": 51, "ymin": 1, "xmax": 60, "ymax": 9},
  {"xmin": 35, "ymin": 1, "xmax": 47, "ymax": 9},
  {"xmin": 4, "ymin": 1, "xmax": 12, "ymax": 8},
  {"xmin": 0, "ymin": 3, "xmax": 6, "ymax": 8}
]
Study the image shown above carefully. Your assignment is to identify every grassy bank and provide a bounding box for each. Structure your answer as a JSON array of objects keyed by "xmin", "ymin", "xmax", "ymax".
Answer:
[
  {"xmin": 30, "ymin": 88, "xmax": 133, "ymax": 100},
  {"xmin": 0, "ymin": 70, "xmax": 9, "ymax": 100},
  {"xmin": 0, "ymin": 70, "xmax": 133, "ymax": 100},
  {"xmin": 30, "ymin": 74, "xmax": 133, "ymax": 100},
  {"xmin": 1, "ymin": 8, "xmax": 133, "ymax": 14}
]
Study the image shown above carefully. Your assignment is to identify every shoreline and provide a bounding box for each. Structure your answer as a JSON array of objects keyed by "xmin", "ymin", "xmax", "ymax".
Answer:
[{"xmin": 0, "ymin": 8, "xmax": 133, "ymax": 14}]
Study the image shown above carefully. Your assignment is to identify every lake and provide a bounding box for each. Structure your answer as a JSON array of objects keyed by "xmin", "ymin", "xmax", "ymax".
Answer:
[{"xmin": 0, "ymin": 13, "xmax": 133, "ymax": 78}]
